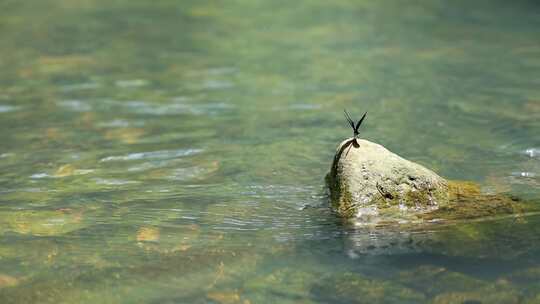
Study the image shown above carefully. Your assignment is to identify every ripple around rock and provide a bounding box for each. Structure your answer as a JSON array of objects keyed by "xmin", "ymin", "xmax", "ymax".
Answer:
[{"xmin": 100, "ymin": 149, "xmax": 202, "ymax": 162}]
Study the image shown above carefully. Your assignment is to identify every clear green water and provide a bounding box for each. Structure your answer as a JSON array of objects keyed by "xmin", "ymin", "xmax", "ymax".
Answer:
[{"xmin": 1, "ymin": 0, "xmax": 540, "ymax": 303}]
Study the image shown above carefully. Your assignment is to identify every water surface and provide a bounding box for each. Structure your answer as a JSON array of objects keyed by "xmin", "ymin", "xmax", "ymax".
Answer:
[{"xmin": 1, "ymin": 0, "xmax": 540, "ymax": 303}]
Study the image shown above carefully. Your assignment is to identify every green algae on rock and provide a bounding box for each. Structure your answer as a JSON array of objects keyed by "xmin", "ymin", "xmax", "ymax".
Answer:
[
  {"xmin": 421, "ymin": 180, "xmax": 527, "ymax": 221},
  {"xmin": 326, "ymin": 138, "xmax": 529, "ymax": 223}
]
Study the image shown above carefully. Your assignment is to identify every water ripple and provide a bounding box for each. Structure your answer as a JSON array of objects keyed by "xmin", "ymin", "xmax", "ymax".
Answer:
[
  {"xmin": 0, "ymin": 105, "xmax": 19, "ymax": 113},
  {"xmin": 523, "ymin": 148, "xmax": 540, "ymax": 158},
  {"xmin": 100, "ymin": 149, "xmax": 202, "ymax": 162},
  {"xmin": 57, "ymin": 100, "xmax": 92, "ymax": 112},
  {"xmin": 201, "ymin": 80, "xmax": 234, "ymax": 90},
  {"xmin": 206, "ymin": 67, "xmax": 237, "ymax": 76},
  {"xmin": 511, "ymin": 171, "xmax": 537, "ymax": 178},
  {"xmin": 115, "ymin": 79, "xmax": 149, "ymax": 88},
  {"xmin": 60, "ymin": 82, "xmax": 100, "ymax": 92},
  {"xmin": 93, "ymin": 178, "xmax": 140, "ymax": 185},
  {"xmin": 97, "ymin": 119, "xmax": 139, "ymax": 128}
]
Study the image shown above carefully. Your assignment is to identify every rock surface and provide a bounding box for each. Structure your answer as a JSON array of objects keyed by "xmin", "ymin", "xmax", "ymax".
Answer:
[{"xmin": 326, "ymin": 138, "xmax": 449, "ymax": 221}]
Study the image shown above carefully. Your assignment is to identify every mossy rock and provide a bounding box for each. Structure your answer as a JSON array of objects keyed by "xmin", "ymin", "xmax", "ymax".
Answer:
[
  {"xmin": 327, "ymin": 139, "xmax": 534, "ymax": 223},
  {"xmin": 327, "ymin": 139, "xmax": 449, "ymax": 221}
]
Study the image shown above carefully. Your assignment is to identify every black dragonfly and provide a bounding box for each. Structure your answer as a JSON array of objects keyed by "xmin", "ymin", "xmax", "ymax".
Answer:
[{"xmin": 342, "ymin": 109, "xmax": 367, "ymax": 156}]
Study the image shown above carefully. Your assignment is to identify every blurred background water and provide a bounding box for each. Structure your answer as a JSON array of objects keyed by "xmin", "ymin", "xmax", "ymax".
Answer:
[{"xmin": 0, "ymin": 0, "xmax": 539, "ymax": 303}]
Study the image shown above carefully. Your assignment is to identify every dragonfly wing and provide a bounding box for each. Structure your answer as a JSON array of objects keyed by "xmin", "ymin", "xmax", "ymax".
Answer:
[
  {"xmin": 355, "ymin": 111, "xmax": 367, "ymax": 133},
  {"xmin": 343, "ymin": 109, "xmax": 355, "ymax": 130}
]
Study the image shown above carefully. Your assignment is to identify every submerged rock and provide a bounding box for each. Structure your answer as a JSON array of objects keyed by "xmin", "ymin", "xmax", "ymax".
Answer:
[
  {"xmin": 243, "ymin": 268, "xmax": 318, "ymax": 304},
  {"xmin": 326, "ymin": 138, "xmax": 528, "ymax": 223},
  {"xmin": 0, "ymin": 274, "xmax": 20, "ymax": 288},
  {"xmin": 0, "ymin": 209, "xmax": 86, "ymax": 236},
  {"xmin": 311, "ymin": 272, "xmax": 425, "ymax": 304},
  {"xmin": 432, "ymin": 285, "xmax": 520, "ymax": 304}
]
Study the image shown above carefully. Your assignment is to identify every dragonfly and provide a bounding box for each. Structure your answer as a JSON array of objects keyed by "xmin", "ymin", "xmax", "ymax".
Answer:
[
  {"xmin": 342, "ymin": 109, "xmax": 367, "ymax": 156},
  {"xmin": 330, "ymin": 109, "xmax": 368, "ymax": 175}
]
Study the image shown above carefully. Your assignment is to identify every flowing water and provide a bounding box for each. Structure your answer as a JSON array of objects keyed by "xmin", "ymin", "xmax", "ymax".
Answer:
[{"xmin": 1, "ymin": 0, "xmax": 540, "ymax": 303}]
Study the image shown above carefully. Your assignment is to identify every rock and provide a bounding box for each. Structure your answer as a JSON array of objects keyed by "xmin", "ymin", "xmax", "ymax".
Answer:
[
  {"xmin": 326, "ymin": 138, "xmax": 449, "ymax": 221},
  {"xmin": 326, "ymin": 138, "xmax": 532, "ymax": 223}
]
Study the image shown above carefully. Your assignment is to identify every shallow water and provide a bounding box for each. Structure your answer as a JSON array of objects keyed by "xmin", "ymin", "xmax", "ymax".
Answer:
[{"xmin": 1, "ymin": 0, "xmax": 540, "ymax": 303}]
